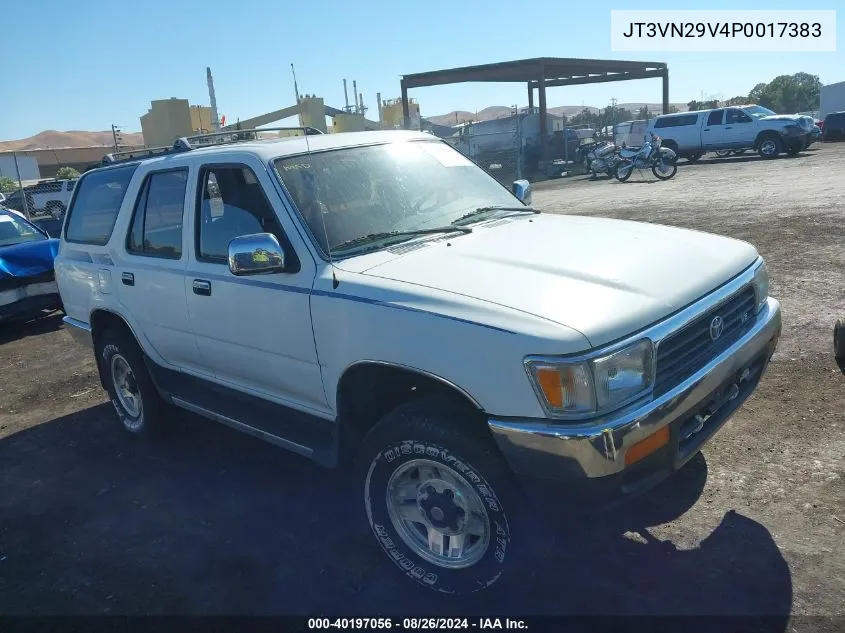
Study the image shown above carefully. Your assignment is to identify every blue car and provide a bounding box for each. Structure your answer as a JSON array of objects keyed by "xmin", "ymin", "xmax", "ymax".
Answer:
[{"xmin": 0, "ymin": 207, "xmax": 63, "ymax": 323}]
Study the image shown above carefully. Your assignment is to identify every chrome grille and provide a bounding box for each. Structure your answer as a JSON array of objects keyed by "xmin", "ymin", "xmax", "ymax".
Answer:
[{"xmin": 654, "ymin": 285, "xmax": 757, "ymax": 396}]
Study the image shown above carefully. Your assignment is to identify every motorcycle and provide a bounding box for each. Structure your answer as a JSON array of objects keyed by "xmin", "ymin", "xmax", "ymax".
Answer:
[
  {"xmin": 615, "ymin": 132, "xmax": 678, "ymax": 182},
  {"xmin": 579, "ymin": 140, "xmax": 621, "ymax": 178}
]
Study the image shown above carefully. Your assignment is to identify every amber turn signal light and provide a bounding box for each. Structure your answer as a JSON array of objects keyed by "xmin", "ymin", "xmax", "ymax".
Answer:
[{"xmin": 624, "ymin": 425, "xmax": 670, "ymax": 466}]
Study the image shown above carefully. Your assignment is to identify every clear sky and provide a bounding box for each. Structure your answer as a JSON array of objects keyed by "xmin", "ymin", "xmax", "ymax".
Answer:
[{"xmin": 2, "ymin": 0, "xmax": 842, "ymax": 140}]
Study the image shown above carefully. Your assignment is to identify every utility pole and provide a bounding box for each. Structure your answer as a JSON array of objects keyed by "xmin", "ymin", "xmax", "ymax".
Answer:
[
  {"xmin": 12, "ymin": 152, "xmax": 30, "ymax": 219},
  {"xmin": 111, "ymin": 124, "xmax": 123, "ymax": 152}
]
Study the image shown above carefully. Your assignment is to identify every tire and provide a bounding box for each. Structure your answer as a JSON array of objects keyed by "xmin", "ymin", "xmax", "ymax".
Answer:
[
  {"xmin": 715, "ymin": 150, "xmax": 733, "ymax": 158},
  {"xmin": 46, "ymin": 202, "xmax": 65, "ymax": 219},
  {"xmin": 686, "ymin": 153, "xmax": 703, "ymax": 162},
  {"xmin": 835, "ymin": 319, "xmax": 845, "ymax": 362},
  {"xmin": 96, "ymin": 328, "xmax": 167, "ymax": 437},
  {"xmin": 356, "ymin": 396, "xmax": 527, "ymax": 594},
  {"xmin": 615, "ymin": 162, "xmax": 633, "ymax": 182},
  {"xmin": 652, "ymin": 161, "xmax": 677, "ymax": 180},
  {"xmin": 758, "ymin": 135, "xmax": 782, "ymax": 158}
]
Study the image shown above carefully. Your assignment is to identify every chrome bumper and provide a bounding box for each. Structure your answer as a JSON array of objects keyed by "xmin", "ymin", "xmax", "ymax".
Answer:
[
  {"xmin": 63, "ymin": 316, "xmax": 93, "ymax": 349},
  {"xmin": 488, "ymin": 297, "xmax": 781, "ymax": 482}
]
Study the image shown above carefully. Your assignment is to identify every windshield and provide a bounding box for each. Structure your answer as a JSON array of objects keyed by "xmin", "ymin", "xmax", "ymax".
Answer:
[
  {"xmin": 742, "ymin": 105, "xmax": 777, "ymax": 119},
  {"xmin": 0, "ymin": 213, "xmax": 46, "ymax": 247},
  {"xmin": 274, "ymin": 140, "xmax": 522, "ymax": 257}
]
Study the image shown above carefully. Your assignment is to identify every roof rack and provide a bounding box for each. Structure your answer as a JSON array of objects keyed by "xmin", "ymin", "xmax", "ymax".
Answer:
[{"xmin": 101, "ymin": 126, "xmax": 324, "ymax": 167}]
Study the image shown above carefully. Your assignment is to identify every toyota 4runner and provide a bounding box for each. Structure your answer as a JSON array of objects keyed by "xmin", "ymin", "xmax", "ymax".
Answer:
[{"xmin": 56, "ymin": 128, "xmax": 781, "ymax": 594}]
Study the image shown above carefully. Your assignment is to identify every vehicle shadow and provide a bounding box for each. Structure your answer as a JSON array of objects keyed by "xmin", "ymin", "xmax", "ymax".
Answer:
[
  {"xmin": 0, "ymin": 404, "xmax": 792, "ymax": 624},
  {"xmin": 680, "ymin": 152, "xmax": 810, "ymax": 168},
  {"xmin": 0, "ymin": 311, "xmax": 64, "ymax": 345}
]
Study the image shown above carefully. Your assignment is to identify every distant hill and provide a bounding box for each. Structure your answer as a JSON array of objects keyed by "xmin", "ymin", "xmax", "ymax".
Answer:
[
  {"xmin": 427, "ymin": 102, "xmax": 689, "ymax": 126},
  {"xmin": 0, "ymin": 130, "xmax": 144, "ymax": 151}
]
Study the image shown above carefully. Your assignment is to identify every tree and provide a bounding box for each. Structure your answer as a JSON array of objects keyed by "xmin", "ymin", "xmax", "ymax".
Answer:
[
  {"xmin": 687, "ymin": 100, "xmax": 703, "ymax": 112},
  {"xmin": 0, "ymin": 176, "xmax": 17, "ymax": 194},
  {"xmin": 636, "ymin": 105, "xmax": 650, "ymax": 120},
  {"xmin": 725, "ymin": 95, "xmax": 748, "ymax": 106},
  {"xmin": 668, "ymin": 105, "xmax": 679, "ymax": 114},
  {"xmin": 55, "ymin": 166, "xmax": 80, "ymax": 180},
  {"xmin": 746, "ymin": 72, "xmax": 821, "ymax": 113}
]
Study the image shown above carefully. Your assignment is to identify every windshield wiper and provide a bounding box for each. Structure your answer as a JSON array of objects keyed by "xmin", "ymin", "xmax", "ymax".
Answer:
[
  {"xmin": 452, "ymin": 205, "xmax": 540, "ymax": 225},
  {"xmin": 333, "ymin": 226, "xmax": 473, "ymax": 251}
]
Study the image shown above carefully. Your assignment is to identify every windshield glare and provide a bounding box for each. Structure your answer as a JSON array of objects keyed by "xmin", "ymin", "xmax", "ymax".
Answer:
[
  {"xmin": 274, "ymin": 140, "xmax": 521, "ymax": 256},
  {"xmin": 0, "ymin": 214, "xmax": 46, "ymax": 247},
  {"xmin": 743, "ymin": 105, "xmax": 776, "ymax": 119}
]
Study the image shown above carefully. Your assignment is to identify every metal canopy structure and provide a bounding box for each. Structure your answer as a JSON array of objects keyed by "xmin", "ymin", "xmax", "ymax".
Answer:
[{"xmin": 400, "ymin": 57, "xmax": 669, "ymax": 158}]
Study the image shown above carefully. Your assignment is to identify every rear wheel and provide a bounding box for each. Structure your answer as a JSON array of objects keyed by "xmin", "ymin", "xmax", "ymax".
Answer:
[
  {"xmin": 96, "ymin": 328, "xmax": 168, "ymax": 437},
  {"xmin": 715, "ymin": 150, "xmax": 733, "ymax": 158},
  {"xmin": 356, "ymin": 396, "xmax": 529, "ymax": 594},
  {"xmin": 686, "ymin": 152, "xmax": 703, "ymax": 162},
  {"xmin": 758, "ymin": 135, "xmax": 783, "ymax": 158}
]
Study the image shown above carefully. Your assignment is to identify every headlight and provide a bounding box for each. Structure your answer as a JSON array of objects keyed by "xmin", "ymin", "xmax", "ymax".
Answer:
[
  {"xmin": 526, "ymin": 339, "xmax": 654, "ymax": 418},
  {"xmin": 753, "ymin": 260, "xmax": 769, "ymax": 312}
]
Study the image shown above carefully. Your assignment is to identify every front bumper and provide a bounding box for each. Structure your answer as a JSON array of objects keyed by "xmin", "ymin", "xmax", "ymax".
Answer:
[
  {"xmin": 488, "ymin": 297, "xmax": 781, "ymax": 497},
  {"xmin": 0, "ymin": 281, "xmax": 62, "ymax": 322}
]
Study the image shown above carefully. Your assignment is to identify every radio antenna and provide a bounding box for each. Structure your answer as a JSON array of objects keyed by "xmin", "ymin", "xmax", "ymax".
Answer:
[{"xmin": 302, "ymin": 130, "xmax": 339, "ymax": 289}]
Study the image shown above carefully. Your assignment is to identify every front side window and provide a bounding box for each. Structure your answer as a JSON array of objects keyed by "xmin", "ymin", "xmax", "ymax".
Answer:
[
  {"xmin": 726, "ymin": 109, "xmax": 753, "ymax": 124},
  {"xmin": 0, "ymin": 213, "xmax": 47, "ymax": 247},
  {"xmin": 196, "ymin": 165, "xmax": 286, "ymax": 263},
  {"xmin": 127, "ymin": 170, "xmax": 187, "ymax": 258},
  {"xmin": 64, "ymin": 164, "xmax": 137, "ymax": 245},
  {"xmin": 274, "ymin": 140, "xmax": 524, "ymax": 258}
]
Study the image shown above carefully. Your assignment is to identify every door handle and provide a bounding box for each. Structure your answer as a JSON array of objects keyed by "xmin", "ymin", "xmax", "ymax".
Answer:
[
  {"xmin": 121, "ymin": 272, "xmax": 134, "ymax": 286},
  {"xmin": 193, "ymin": 279, "xmax": 211, "ymax": 296},
  {"xmin": 703, "ymin": 128, "xmax": 710, "ymax": 132},
  {"xmin": 725, "ymin": 126, "xmax": 733, "ymax": 129}
]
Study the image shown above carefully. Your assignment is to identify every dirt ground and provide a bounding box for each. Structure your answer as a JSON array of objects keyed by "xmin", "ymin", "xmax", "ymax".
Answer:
[{"xmin": 1, "ymin": 144, "xmax": 843, "ymax": 623}]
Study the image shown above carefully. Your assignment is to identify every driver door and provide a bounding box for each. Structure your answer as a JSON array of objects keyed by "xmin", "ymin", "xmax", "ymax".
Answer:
[{"xmin": 723, "ymin": 108, "xmax": 756, "ymax": 148}]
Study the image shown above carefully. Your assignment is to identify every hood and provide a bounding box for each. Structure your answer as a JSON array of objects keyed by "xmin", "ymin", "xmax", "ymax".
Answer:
[
  {"xmin": 0, "ymin": 239, "xmax": 59, "ymax": 278},
  {"xmin": 357, "ymin": 214, "xmax": 758, "ymax": 347},
  {"xmin": 760, "ymin": 115, "xmax": 800, "ymax": 124}
]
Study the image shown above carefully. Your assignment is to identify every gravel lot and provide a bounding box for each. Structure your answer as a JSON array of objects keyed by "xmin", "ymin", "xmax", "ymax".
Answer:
[{"xmin": 1, "ymin": 144, "xmax": 843, "ymax": 623}]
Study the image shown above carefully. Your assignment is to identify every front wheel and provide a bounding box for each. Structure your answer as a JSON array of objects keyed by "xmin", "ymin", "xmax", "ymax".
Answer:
[
  {"xmin": 356, "ymin": 397, "xmax": 526, "ymax": 594},
  {"xmin": 615, "ymin": 162, "xmax": 633, "ymax": 182},
  {"xmin": 652, "ymin": 161, "xmax": 677, "ymax": 180},
  {"xmin": 758, "ymin": 136, "xmax": 783, "ymax": 158}
]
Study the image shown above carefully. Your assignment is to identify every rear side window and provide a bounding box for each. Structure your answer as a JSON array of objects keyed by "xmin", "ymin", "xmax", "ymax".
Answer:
[
  {"xmin": 64, "ymin": 165, "xmax": 138, "ymax": 245},
  {"xmin": 654, "ymin": 114, "xmax": 698, "ymax": 128},
  {"xmin": 127, "ymin": 169, "xmax": 187, "ymax": 259}
]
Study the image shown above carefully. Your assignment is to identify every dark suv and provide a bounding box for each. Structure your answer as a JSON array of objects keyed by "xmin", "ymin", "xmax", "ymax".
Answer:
[{"xmin": 822, "ymin": 111, "xmax": 845, "ymax": 141}]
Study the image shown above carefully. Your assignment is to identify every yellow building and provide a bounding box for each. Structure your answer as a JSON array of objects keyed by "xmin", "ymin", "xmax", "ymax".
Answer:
[
  {"xmin": 381, "ymin": 97, "xmax": 420, "ymax": 130},
  {"xmin": 140, "ymin": 98, "xmax": 215, "ymax": 148}
]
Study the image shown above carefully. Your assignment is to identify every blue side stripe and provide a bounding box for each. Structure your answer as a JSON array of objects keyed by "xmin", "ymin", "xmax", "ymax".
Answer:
[{"xmin": 75, "ymin": 258, "xmax": 515, "ymax": 335}]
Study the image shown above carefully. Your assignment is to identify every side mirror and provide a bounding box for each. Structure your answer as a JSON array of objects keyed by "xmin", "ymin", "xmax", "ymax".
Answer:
[
  {"xmin": 512, "ymin": 179, "xmax": 532, "ymax": 206},
  {"xmin": 228, "ymin": 233, "xmax": 285, "ymax": 276}
]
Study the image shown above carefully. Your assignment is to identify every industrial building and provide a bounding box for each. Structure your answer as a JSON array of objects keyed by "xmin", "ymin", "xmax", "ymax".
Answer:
[
  {"xmin": 140, "ymin": 98, "xmax": 215, "ymax": 148},
  {"xmin": 820, "ymin": 80, "xmax": 845, "ymax": 120}
]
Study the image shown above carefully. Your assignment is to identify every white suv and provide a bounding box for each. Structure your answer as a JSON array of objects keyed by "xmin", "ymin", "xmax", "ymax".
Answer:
[{"xmin": 56, "ymin": 128, "xmax": 782, "ymax": 594}]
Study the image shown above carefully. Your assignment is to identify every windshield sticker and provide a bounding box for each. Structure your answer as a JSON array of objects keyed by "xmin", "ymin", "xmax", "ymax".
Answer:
[
  {"xmin": 280, "ymin": 163, "xmax": 311, "ymax": 171},
  {"xmin": 420, "ymin": 143, "xmax": 473, "ymax": 167}
]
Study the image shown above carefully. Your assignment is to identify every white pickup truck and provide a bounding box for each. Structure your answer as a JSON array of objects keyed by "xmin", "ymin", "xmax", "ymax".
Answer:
[
  {"xmin": 648, "ymin": 104, "xmax": 808, "ymax": 160},
  {"xmin": 56, "ymin": 128, "xmax": 781, "ymax": 594}
]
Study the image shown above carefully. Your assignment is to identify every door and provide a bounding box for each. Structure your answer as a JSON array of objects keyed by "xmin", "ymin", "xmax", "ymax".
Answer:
[
  {"xmin": 116, "ymin": 168, "xmax": 203, "ymax": 372},
  {"xmin": 701, "ymin": 109, "xmax": 726, "ymax": 149},
  {"xmin": 723, "ymin": 108, "xmax": 756, "ymax": 147},
  {"xmin": 185, "ymin": 160, "xmax": 327, "ymax": 414}
]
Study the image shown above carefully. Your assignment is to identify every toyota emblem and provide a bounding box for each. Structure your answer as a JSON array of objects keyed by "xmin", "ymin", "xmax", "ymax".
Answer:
[{"xmin": 709, "ymin": 315, "xmax": 724, "ymax": 341}]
